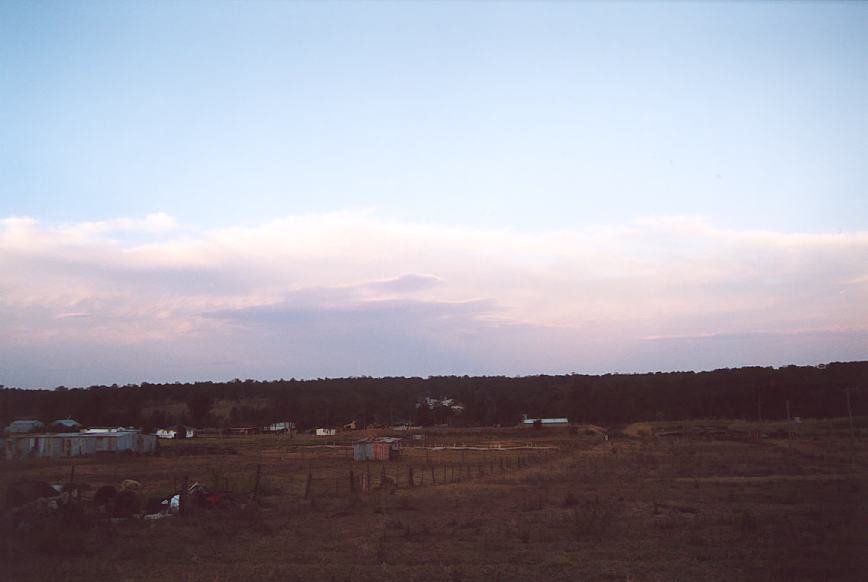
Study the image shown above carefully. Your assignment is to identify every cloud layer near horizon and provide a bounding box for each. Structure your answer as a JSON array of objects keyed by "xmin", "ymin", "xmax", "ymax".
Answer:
[{"xmin": 1, "ymin": 212, "xmax": 866, "ymax": 387}]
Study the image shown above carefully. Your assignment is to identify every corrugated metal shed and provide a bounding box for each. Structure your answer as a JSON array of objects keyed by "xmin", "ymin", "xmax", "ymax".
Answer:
[
  {"xmin": 521, "ymin": 417, "xmax": 569, "ymax": 426},
  {"xmin": 3, "ymin": 430, "xmax": 157, "ymax": 460},
  {"xmin": 353, "ymin": 437, "xmax": 401, "ymax": 462},
  {"xmin": 353, "ymin": 441, "xmax": 374, "ymax": 461},
  {"xmin": 6, "ymin": 420, "xmax": 44, "ymax": 433},
  {"xmin": 137, "ymin": 433, "xmax": 158, "ymax": 454},
  {"xmin": 50, "ymin": 419, "xmax": 82, "ymax": 430}
]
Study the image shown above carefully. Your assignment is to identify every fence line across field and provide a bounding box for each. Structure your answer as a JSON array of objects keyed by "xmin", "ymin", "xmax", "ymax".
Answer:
[{"xmin": 261, "ymin": 447, "xmax": 557, "ymax": 498}]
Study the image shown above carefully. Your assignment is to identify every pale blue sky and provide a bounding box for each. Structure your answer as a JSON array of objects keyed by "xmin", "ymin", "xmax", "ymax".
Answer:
[
  {"xmin": 2, "ymin": 1, "xmax": 866, "ymax": 232},
  {"xmin": 1, "ymin": 1, "xmax": 867, "ymax": 387}
]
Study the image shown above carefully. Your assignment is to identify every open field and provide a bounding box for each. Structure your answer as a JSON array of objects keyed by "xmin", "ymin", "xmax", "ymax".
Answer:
[{"xmin": 2, "ymin": 420, "xmax": 867, "ymax": 581}]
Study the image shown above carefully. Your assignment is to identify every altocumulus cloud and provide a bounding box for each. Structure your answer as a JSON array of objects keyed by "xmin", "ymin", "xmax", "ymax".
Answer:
[{"xmin": 1, "ymin": 211, "xmax": 866, "ymax": 387}]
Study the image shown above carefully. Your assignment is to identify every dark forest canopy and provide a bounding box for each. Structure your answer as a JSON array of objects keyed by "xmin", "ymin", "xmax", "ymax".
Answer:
[{"xmin": 1, "ymin": 361, "xmax": 866, "ymax": 431}]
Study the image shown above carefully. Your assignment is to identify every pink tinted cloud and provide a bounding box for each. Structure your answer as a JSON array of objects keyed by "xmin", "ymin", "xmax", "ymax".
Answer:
[{"xmin": 0, "ymin": 212, "xmax": 866, "ymax": 387}]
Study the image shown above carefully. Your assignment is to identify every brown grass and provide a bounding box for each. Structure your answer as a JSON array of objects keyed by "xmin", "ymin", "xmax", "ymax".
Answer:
[{"xmin": 2, "ymin": 422, "xmax": 867, "ymax": 581}]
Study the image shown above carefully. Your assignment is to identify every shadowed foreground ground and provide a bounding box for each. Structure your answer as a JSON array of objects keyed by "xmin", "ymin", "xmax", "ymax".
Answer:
[{"xmin": 2, "ymin": 421, "xmax": 866, "ymax": 581}]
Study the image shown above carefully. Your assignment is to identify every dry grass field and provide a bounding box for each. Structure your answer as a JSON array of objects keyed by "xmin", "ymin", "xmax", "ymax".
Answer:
[{"xmin": 2, "ymin": 420, "xmax": 866, "ymax": 581}]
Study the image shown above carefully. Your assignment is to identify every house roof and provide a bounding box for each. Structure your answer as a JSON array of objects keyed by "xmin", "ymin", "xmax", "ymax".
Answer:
[{"xmin": 51, "ymin": 419, "xmax": 81, "ymax": 427}]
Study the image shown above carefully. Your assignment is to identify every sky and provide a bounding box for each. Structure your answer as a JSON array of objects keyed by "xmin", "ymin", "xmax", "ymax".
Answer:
[{"xmin": 1, "ymin": 1, "xmax": 866, "ymax": 388}]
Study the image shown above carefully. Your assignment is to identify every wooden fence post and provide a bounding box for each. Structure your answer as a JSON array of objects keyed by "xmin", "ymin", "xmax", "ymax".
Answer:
[
  {"xmin": 180, "ymin": 475, "xmax": 188, "ymax": 517},
  {"xmin": 304, "ymin": 465, "xmax": 312, "ymax": 499},
  {"xmin": 408, "ymin": 465, "xmax": 415, "ymax": 488},
  {"xmin": 253, "ymin": 464, "xmax": 262, "ymax": 500},
  {"xmin": 350, "ymin": 469, "xmax": 356, "ymax": 494}
]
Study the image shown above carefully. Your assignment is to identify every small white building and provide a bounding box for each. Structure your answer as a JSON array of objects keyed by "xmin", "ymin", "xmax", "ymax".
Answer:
[
  {"xmin": 156, "ymin": 427, "xmax": 196, "ymax": 439},
  {"xmin": 520, "ymin": 414, "xmax": 569, "ymax": 427},
  {"xmin": 263, "ymin": 421, "xmax": 295, "ymax": 433},
  {"xmin": 315, "ymin": 428, "xmax": 337, "ymax": 437}
]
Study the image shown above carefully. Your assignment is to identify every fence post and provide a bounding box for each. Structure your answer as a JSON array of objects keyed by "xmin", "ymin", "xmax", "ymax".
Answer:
[
  {"xmin": 180, "ymin": 475, "xmax": 188, "ymax": 517},
  {"xmin": 350, "ymin": 469, "xmax": 356, "ymax": 494},
  {"xmin": 304, "ymin": 465, "xmax": 312, "ymax": 499},
  {"xmin": 408, "ymin": 465, "xmax": 415, "ymax": 488},
  {"xmin": 431, "ymin": 465, "xmax": 436, "ymax": 484},
  {"xmin": 253, "ymin": 464, "xmax": 262, "ymax": 500}
]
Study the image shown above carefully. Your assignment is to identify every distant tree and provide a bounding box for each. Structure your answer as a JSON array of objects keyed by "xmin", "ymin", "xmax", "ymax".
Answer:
[
  {"xmin": 415, "ymin": 403, "xmax": 433, "ymax": 427},
  {"xmin": 187, "ymin": 392, "xmax": 213, "ymax": 427}
]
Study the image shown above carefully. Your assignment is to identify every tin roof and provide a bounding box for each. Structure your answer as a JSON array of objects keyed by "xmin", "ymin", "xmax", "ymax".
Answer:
[
  {"xmin": 521, "ymin": 417, "xmax": 569, "ymax": 424},
  {"xmin": 6, "ymin": 420, "xmax": 44, "ymax": 432}
]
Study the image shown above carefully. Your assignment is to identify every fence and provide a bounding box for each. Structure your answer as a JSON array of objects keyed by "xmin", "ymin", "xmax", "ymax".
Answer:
[{"xmin": 275, "ymin": 447, "xmax": 556, "ymax": 499}]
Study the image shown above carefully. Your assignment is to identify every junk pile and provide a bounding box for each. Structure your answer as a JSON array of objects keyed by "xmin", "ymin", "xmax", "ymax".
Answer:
[
  {"xmin": 5, "ymin": 480, "xmax": 84, "ymax": 525},
  {"xmin": 4, "ymin": 477, "xmax": 242, "ymax": 530},
  {"xmin": 142, "ymin": 481, "xmax": 241, "ymax": 520}
]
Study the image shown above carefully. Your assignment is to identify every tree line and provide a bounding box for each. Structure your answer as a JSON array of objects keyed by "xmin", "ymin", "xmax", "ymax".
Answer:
[{"xmin": 1, "ymin": 361, "xmax": 865, "ymax": 431}]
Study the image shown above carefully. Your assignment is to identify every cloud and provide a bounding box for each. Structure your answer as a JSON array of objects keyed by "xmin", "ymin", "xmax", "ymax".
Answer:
[
  {"xmin": 63, "ymin": 212, "xmax": 179, "ymax": 238},
  {"xmin": 0, "ymin": 211, "xmax": 866, "ymax": 387},
  {"xmin": 360, "ymin": 273, "xmax": 443, "ymax": 294}
]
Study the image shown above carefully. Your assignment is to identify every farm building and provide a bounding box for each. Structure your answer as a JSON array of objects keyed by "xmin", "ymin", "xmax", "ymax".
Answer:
[
  {"xmin": 227, "ymin": 427, "xmax": 258, "ymax": 436},
  {"xmin": 353, "ymin": 437, "xmax": 402, "ymax": 461},
  {"xmin": 3, "ymin": 430, "xmax": 157, "ymax": 460},
  {"xmin": 263, "ymin": 421, "xmax": 294, "ymax": 433},
  {"xmin": 81, "ymin": 426, "xmax": 134, "ymax": 434},
  {"xmin": 5, "ymin": 420, "xmax": 44, "ymax": 434},
  {"xmin": 315, "ymin": 428, "xmax": 337, "ymax": 437},
  {"xmin": 156, "ymin": 426, "xmax": 196, "ymax": 439},
  {"xmin": 520, "ymin": 415, "xmax": 569, "ymax": 427},
  {"xmin": 49, "ymin": 418, "xmax": 82, "ymax": 431}
]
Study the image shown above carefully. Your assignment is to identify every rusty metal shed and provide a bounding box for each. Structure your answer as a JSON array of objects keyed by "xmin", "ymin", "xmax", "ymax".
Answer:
[
  {"xmin": 353, "ymin": 437, "xmax": 401, "ymax": 462},
  {"xmin": 3, "ymin": 430, "xmax": 157, "ymax": 460}
]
